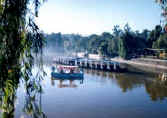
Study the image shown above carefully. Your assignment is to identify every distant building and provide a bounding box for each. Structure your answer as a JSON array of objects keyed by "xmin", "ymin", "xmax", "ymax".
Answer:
[
  {"xmin": 77, "ymin": 52, "xmax": 85, "ymax": 58},
  {"xmin": 88, "ymin": 54, "xmax": 101, "ymax": 60},
  {"xmin": 74, "ymin": 52, "xmax": 102, "ymax": 60}
]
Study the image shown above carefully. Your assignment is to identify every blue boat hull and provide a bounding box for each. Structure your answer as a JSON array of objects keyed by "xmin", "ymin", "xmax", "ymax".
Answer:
[{"xmin": 51, "ymin": 72, "xmax": 84, "ymax": 80}]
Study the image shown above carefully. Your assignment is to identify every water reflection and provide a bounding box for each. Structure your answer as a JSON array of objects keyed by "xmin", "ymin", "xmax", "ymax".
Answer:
[
  {"xmin": 51, "ymin": 77, "xmax": 84, "ymax": 88},
  {"xmin": 0, "ymin": 80, "xmax": 17, "ymax": 118},
  {"xmin": 85, "ymin": 69, "xmax": 167, "ymax": 101},
  {"xmin": 0, "ymin": 78, "xmax": 46, "ymax": 118},
  {"xmin": 23, "ymin": 79, "xmax": 46, "ymax": 118},
  {"xmin": 117, "ymin": 74, "xmax": 167, "ymax": 101},
  {"xmin": 0, "ymin": 67, "xmax": 167, "ymax": 118},
  {"xmin": 145, "ymin": 79, "xmax": 167, "ymax": 101}
]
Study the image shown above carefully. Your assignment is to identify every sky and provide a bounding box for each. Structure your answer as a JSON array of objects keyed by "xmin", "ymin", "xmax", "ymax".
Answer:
[{"xmin": 37, "ymin": 0, "xmax": 162, "ymax": 35}]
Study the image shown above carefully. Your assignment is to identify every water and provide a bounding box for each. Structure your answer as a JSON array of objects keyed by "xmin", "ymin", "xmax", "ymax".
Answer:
[{"xmin": 4, "ymin": 66, "xmax": 167, "ymax": 118}]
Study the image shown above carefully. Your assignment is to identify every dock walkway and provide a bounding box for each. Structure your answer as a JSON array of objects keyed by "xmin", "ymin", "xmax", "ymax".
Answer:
[{"xmin": 53, "ymin": 57, "xmax": 125, "ymax": 72}]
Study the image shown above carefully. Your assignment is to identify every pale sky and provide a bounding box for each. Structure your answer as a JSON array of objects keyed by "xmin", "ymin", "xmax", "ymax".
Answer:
[{"xmin": 37, "ymin": 0, "xmax": 162, "ymax": 35}]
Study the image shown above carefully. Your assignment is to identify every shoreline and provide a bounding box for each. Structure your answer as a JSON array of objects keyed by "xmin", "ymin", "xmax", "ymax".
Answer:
[{"xmin": 111, "ymin": 58, "xmax": 167, "ymax": 73}]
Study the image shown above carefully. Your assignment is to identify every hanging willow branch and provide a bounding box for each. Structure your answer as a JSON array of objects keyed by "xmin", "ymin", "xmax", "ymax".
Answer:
[
  {"xmin": 156, "ymin": 0, "xmax": 167, "ymax": 21},
  {"xmin": 0, "ymin": 0, "xmax": 45, "ymax": 80},
  {"xmin": 0, "ymin": 0, "xmax": 46, "ymax": 117}
]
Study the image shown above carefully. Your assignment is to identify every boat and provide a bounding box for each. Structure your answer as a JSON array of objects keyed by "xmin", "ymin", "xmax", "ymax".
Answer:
[{"xmin": 51, "ymin": 65, "xmax": 84, "ymax": 80}]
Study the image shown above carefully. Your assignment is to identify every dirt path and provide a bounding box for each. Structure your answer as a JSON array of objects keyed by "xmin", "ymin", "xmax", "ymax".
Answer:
[{"xmin": 111, "ymin": 58, "xmax": 167, "ymax": 70}]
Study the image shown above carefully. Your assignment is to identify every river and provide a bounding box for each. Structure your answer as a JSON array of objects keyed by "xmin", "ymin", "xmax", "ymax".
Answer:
[{"xmin": 2, "ymin": 65, "xmax": 167, "ymax": 118}]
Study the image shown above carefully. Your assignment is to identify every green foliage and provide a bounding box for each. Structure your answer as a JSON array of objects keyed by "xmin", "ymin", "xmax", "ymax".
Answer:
[
  {"xmin": 148, "ymin": 25, "xmax": 162, "ymax": 48},
  {"xmin": 119, "ymin": 38, "xmax": 128, "ymax": 59},
  {"xmin": 153, "ymin": 33, "xmax": 167, "ymax": 49},
  {"xmin": 118, "ymin": 24, "xmax": 148, "ymax": 59},
  {"xmin": 45, "ymin": 24, "xmax": 149, "ymax": 59},
  {"xmin": 0, "ymin": 0, "xmax": 46, "ymax": 118},
  {"xmin": 147, "ymin": 25, "xmax": 167, "ymax": 50},
  {"xmin": 99, "ymin": 41, "xmax": 108, "ymax": 56},
  {"xmin": 0, "ymin": 0, "xmax": 45, "ymax": 80},
  {"xmin": 156, "ymin": 0, "xmax": 167, "ymax": 21}
]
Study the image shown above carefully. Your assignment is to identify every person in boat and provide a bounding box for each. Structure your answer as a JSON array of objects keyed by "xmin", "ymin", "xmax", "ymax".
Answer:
[
  {"xmin": 58, "ymin": 66, "xmax": 64, "ymax": 73},
  {"xmin": 70, "ymin": 68, "xmax": 74, "ymax": 73},
  {"xmin": 52, "ymin": 66, "xmax": 55, "ymax": 72},
  {"xmin": 60, "ymin": 68, "xmax": 65, "ymax": 73}
]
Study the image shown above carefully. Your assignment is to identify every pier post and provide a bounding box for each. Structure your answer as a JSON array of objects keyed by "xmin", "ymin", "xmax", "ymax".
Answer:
[
  {"xmin": 84, "ymin": 61, "xmax": 87, "ymax": 68},
  {"xmin": 85, "ymin": 61, "xmax": 87, "ymax": 68},
  {"xmin": 79, "ymin": 61, "xmax": 81, "ymax": 67},
  {"xmin": 114, "ymin": 63, "xmax": 117, "ymax": 71},
  {"xmin": 87, "ymin": 61, "xmax": 90, "ymax": 68},
  {"xmin": 95, "ymin": 62, "xmax": 97, "ymax": 69},
  {"xmin": 107, "ymin": 62, "xmax": 110, "ymax": 70},
  {"xmin": 89, "ymin": 62, "xmax": 92, "ymax": 69},
  {"xmin": 100, "ymin": 62, "xmax": 103, "ymax": 70},
  {"xmin": 75, "ymin": 60, "xmax": 77, "ymax": 66}
]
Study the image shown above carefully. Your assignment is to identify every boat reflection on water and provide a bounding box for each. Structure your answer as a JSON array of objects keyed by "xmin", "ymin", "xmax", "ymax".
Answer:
[{"xmin": 51, "ymin": 77, "xmax": 84, "ymax": 88}]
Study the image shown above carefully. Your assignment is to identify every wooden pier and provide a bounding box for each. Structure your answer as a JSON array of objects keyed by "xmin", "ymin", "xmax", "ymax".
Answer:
[
  {"xmin": 161, "ymin": 73, "xmax": 167, "ymax": 81},
  {"xmin": 53, "ymin": 57, "xmax": 126, "ymax": 72}
]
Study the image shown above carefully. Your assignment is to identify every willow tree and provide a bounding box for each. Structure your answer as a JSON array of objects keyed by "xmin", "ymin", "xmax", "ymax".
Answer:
[
  {"xmin": 156, "ymin": 0, "xmax": 167, "ymax": 22},
  {"xmin": 0, "ymin": 0, "xmax": 45, "ymax": 80},
  {"xmin": 0, "ymin": 0, "xmax": 46, "ymax": 117}
]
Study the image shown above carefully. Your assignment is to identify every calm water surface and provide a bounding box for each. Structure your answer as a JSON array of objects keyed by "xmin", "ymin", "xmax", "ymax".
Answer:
[{"xmin": 14, "ymin": 66, "xmax": 167, "ymax": 118}]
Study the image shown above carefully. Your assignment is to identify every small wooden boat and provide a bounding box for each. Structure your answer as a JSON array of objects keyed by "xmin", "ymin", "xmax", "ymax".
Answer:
[{"xmin": 51, "ymin": 65, "xmax": 84, "ymax": 79}]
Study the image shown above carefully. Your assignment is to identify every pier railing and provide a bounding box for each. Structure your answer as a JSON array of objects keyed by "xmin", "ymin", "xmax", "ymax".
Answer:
[{"xmin": 53, "ymin": 57, "xmax": 126, "ymax": 72}]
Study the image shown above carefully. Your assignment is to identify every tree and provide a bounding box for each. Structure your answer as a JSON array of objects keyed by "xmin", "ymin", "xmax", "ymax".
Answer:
[
  {"xmin": 156, "ymin": 0, "xmax": 167, "ymax": 21},
  {"xmin": 153, "ymin": 33, "xmax": 167, "ymax": 49},
  {"xmin": 119, "ymin": 37, "xmax": 128, "ymax": 59},
  {"xmin": 111, "ymin": 25, "xmax": 122, "ymax": 56},
  {"xmin": 99, "ymin": 41, "xmax": 108, "ymax": 56},
  {"xmin": 140, "ymin": 29, "xmax": 150, "ymax": 40},
  {"xmin": 148, "ymin": 25, "xmax": 162, "ymax": 48},
  {"xmin": 113, "ymin": 25, "xmax": 122, "ymax": 37},
  {"xmin": 0, "ymin": 0, "xmax": 45, "ymax": 79},
  {"xmin": 124, "ymin": 23, "xmax": 131, "ymax": 33},
  {"xmin": 0, "ymin": 0, "xmax": 46, "ymax": 117},
  {"xmin": 88, "ymin": 34, "xmax": 101, "ymax": 53}
]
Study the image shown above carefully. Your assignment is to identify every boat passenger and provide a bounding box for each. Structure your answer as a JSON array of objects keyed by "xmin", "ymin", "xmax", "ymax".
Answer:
[
  {"xmin": 52, "ymin": 66, "xmax": 55, "ymax": 72},
  {"xmin": 60, "ymin": 69, "xmax": 64, "ymax": 73},
  {"xmin": 70, "ymin": 68, "xmax": 74, "ymax": 73}
]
